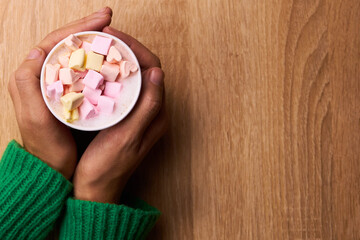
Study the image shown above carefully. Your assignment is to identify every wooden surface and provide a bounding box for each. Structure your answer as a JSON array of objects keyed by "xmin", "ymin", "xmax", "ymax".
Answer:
[{"xmin": 0, "ymin": 0, "xmax": 359, "ymax": 239}]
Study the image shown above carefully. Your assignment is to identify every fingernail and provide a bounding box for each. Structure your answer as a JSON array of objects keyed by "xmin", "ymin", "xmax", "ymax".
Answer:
[
  {"xmin": 97, "ymin": 7, "xmax": 107, "ymax": 13},
  {"xmin": 27, "ymin": 48, "xmax": 41, "ymax": 59},
  {"xmin": 149, "ymin": 68, "xmax": 164, "ymax": 86}
]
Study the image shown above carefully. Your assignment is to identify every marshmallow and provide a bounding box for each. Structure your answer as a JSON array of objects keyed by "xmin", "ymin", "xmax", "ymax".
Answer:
[
  {"xmin": 129, "ymin": 62, "xmax": 138, "ymax": 72},
  {"xmin": 85, "ymin": 51, "xmax": 104, "ymax": 72},
  {"xmin": 106, "ymin": 46, "xmax": 122, "ymax": 63},
  {"xmin": 46, "ymin": 80, "xmax": 63, "ymax": 101},
  {"xmin": 91, "ymin": 36, "xmax": 112, "ymax": 55},
  {"xmin": 69, "ymin": 79, "xmax": 85, "ymax": 92},
  {"xmin": 103, "ymin": 81, "xmax": 122, "ymax": 98},
  {"xmin": 97, "ymin": 96, "xmax": 115, "ymax": 114},
  {"xmin": 79, "ymin": 98, "xmax": 97, "ymax": 119},
  {"xmin": 59, "ymin": 68, "xmax": 80, "ymax": 85},
  {"xmin": 62, "ymin": 107, "xmax": 79, "ymax": 122},
  {"xmin": 60, "ymin": 92, "xmax": 84, "ymax": 111},
  {"xmin": 81, "ymin": 41, "xmax": 92, "ymax": 53},
  {"xmin": 62, "ymin": 106, "xmax": 72, "ymax": 121},
  {"xmin": 71, "ymin": 108, "xmax": 79, "ymax": 122},
  {"xmin": 119, "ymin": 61, "xmax": 138, "ymax": 79},
  {"xmin": 58, "ymin": 55, "xmax": 70, "ymax": 68},
  {"xmin": 62, "ymin": 51, "xmax": 71, "ymax": 57},
  {"xmin": 64, "ymin": 34, "xmax": 82, "ymax": 51},
  {"xmin": 100, "ymin": 61, "xmax": 120, "ymax": 82},
  {"xmin": 103, "ymin": 61, "xmax": 113, "ymax": 67},
  {"xmin": 75, "ymin": 70, "xmax": 88, "ymax": 78},
  {"xmin": 83, "ymin": 70, "xmax": 104, "ymax": 89},
  {"xmin": 69, "ymin": 49, "xmax": 86, "ymax": 71},
  {"xmin": 63, "ymin": 85, "xmax": 71, "ymax": 95},
  {"xmin": 45, "ymin": 63, "xmax": 61, "ymax": 84},
  {"xmin": 82, "ymin": 86, "xmax": 102, "ymax": 105}
]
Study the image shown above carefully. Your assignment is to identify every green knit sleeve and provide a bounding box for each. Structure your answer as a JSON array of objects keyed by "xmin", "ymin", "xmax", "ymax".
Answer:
[
  {"xmin": 0, "ymin": 140, "xmax": 73, "ymax": 240},
  {"xmin": 59, "ymin": 197, "xmax": 161, "ymax": 240}
]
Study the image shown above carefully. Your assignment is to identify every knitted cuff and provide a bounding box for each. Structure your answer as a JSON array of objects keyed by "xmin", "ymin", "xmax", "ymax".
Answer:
[
  {"xmin": 0, "ymin": 140, "xmax": 73, "ymax": 240},
  {"xmin": 60, "ymin": 197, "xmax": 161, "ymax": 240}
]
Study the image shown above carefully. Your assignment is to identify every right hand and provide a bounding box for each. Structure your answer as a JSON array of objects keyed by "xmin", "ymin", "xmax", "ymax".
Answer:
[{"xmin": 73, "ymin": 26, "xmax": 168, "ymax": 203}]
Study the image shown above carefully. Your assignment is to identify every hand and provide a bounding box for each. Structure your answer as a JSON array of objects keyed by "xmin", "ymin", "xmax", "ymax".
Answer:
[
  {"xmin": 73, "ymin": 26, "xmax": 168, "ymax": 203},
  {"xmin": 7, "ymin": 7, "xmax": 113, "ymax": 179}
]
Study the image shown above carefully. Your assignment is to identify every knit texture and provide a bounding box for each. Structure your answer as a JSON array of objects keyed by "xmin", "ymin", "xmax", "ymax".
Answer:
[
  {"xmin": 0, "ymin": 140, "xmax": 72, "ymax": 240},
  {"xmin": 60, "ymin": 197, "xmax": 161, "ymax": 240}
]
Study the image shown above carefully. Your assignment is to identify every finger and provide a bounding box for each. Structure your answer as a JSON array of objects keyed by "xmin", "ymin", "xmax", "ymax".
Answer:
[
  {"xmin": 102, "ymin": 26, "xmax": 161, "ymax": 69},
  {"xmin": 38, "ymin": 7, "xmax": 112, "ymax": 54},
  {"xmin": 14, "ymin": 48, "xmax": 46, "ymax": 104},
  {"xmin": 63, "ymin": 7, "xmax": 113, "ymax": 27},
  {"xmin": 113, "ymin": 67, "xmax": 164, "ymax": 137},
  {"xmin": 14, "ymin": 7, "xmax": 113, "ymax": 105},
  {"xmin": 139, "ymin": 97, "xmax": 168, "ymax": 157}
]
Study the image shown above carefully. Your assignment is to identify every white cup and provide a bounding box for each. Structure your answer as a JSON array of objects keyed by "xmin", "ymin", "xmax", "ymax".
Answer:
[{"xmin": 40, "ymin": 31, "xmax": 142, "ymax": 131}]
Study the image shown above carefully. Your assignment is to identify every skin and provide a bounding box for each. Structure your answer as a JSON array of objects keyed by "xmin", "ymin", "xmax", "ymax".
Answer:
[{"xmin": 8, "ymin": 7, "xmax": 168, "ymax": 204}]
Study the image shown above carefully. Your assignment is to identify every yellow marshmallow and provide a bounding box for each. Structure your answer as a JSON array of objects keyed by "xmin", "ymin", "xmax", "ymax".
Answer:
[
  {"xmin": 62, "ymin": 106, "xmax": 72, "ymax": 121},
  {"xmin": 63, "ymin": 108, "xmax": 80, "ymax": 123},
  {"xmin": 71, "ymin": 108, "xmax": 79, "ymax": 122},
  {"xmin": 69, "ymin": 49, "xmax": 86, "ymax": 71},
  {"xmin": 86, "ymin": 51, "xmax": 104, "ymax": 72},
  {"xmin": 60, "ymin": 92, "xmax": 84, "ymax": 111},
  {"xmin": 63, "ymin": 107, "xmax": 80, "ymax": 123}
]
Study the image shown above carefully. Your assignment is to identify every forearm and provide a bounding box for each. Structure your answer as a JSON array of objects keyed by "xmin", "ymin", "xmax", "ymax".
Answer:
[
  {"xmin": 60, "ymin": 197, "xmax": 161, "ymax": 240},
  {"xmin": 0, "ymin": 141, "xmax": 72, "ymax": 239},
  {"xmin": 0, "ymin": 141, "xmax": 160, "ymax": 240}
]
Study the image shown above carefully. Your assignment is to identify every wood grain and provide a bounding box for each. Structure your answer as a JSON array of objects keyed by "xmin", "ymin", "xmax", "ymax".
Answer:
[{"xmin": 0, "ymin": 0, "xmax": 359, "ymax": 239}]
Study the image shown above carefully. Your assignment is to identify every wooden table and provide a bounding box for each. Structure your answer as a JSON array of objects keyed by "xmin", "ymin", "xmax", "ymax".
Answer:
[{"xmin": 0, "ymin": 0, "xmax": 359, "ymax": 239}]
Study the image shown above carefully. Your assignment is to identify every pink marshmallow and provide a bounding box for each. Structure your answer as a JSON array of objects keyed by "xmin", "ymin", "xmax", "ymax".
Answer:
[
  {"xmin": 63, "ymin": 85, "xmax": 71, "ymax": 95},
  {"xmin": 106, "ymin": 46, "xmax": 122, "ymax": 63},
  {"xmin": 97, "ymin": 96, "xmax": 115, "ymax": 114},
  {"xmin": 103, "ymin": 61, "xmax": 113, "ymax": 66},
  {"xmin": 64, "ymin": 34, "xmax": 82, "ymax": 51},
  {"xmin": 45, "ymin": 63, "xmax": 61, "ymax": 84},
  {"xmin": 119, "ymin": 61, "xmax": 138, "ymax": 79},
  {"xmin": 83, "ymin": 70, "xmax": 104, "ymax": 90},
  {"xmin": 79, "ymin": 98, "xmax": 97, "ymax": 119},
  {"xmin": 69, "ymin": 79, "xmax": 85, "ymax": 92},
  {"xmin": 100, "ymin": 61, "xmax": 120, "ymax": 82},
  {"xmin": 47, "ymin": 87, "xmax": 55, "ymax": 99},
  {"xmin": 75, "ymin": 70, "xmax": 88, "ymax": 78},
  {"xmin": 91, "ymin": 36, "xmax": 112, "ymax": 55},
  {"xmin": 103, "ymin": 81, "xmax": 122, "ymax": 98},
  {"xmin": 81, "ymin": 41, "xmax": 92, "ymax": 53},
  {"xmin": 130, "ymin": 63, "xmax": 138, "ymax": 72},
  {"xmin": 58, "ymin": 55, "xmax": 70, "ymax": 68},
  {"xmin": 46, "ymin": 80, "xmax": 63, "ymax": 101},
  {"xmin": 82, "ymin": 86, "xmax": 102, "ymax": 105},
  {"xmin": 59, "ymin": 68, "xmax": 80, "ymax": 85}
]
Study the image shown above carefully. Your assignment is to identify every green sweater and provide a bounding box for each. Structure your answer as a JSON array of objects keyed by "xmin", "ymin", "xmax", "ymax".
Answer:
[{"xmin": 0, "ymin": 141, "xmax": 160, "ymax": 239}]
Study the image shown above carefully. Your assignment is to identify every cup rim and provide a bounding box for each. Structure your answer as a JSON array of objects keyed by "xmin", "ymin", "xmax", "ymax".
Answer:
[{"xmin": 40, "ymin": 31, "xmax": 142, "ymax": 131}]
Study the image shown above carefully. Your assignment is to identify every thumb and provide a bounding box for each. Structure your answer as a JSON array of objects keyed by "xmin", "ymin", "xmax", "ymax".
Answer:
[
  {"xmin": 14, "ymin": 47, "xmax": 46, "ymax": 102},
  {"xmin": 117, "ymin": 67, "xmax": 165, "ymax": 137}
]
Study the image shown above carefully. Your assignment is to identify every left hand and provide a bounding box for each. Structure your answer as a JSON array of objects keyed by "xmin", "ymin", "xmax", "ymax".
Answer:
[{"xmin": 8, "ymin": 7, "xmax": 113, "ymax": 179}]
